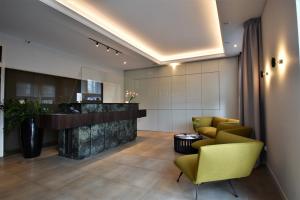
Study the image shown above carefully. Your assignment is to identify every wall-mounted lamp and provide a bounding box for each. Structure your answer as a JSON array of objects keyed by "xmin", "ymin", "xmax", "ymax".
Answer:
[
  {"xmin": 271, "ymin": 57, "xmax": 284, "ymax": 68},
  {"xmin": 169, "ymin": 63, "xmax": 180, "ymax": 69},
  {"xmin": 260, "ymin": 70, "xmax": 269, "ymax": 78}
]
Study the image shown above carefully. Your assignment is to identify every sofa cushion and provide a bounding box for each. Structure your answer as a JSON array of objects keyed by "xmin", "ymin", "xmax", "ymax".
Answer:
[
  {"xmin": 212, "ymin": 117, "xmax": 228, "ymax": 128},
  {"xmin": 192, "ymin": 117, "xmax": 213, "ymax": 127},
  {"xmin": 226, "ymin": 118, "xmax": 240, "ymax": 123},
  {"xmin": 197, "ymin": 127, "xmax": 217, "ymax": 138}
]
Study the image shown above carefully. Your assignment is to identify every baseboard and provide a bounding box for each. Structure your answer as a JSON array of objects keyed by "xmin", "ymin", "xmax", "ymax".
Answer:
[{"xmin": 266, "ymin": 163, "xmax": 289, "ymax": 200}]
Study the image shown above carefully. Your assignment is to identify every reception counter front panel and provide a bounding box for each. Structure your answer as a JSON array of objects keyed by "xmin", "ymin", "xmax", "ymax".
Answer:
[{"xmin": 39, "ymin": 103, "xmax": 146, "ymax": 159}]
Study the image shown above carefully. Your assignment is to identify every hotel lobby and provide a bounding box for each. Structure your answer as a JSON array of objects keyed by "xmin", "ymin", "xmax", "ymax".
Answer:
[{"xmin": 0, "ymin": 0, "xmax": 299, "ymax": 199}]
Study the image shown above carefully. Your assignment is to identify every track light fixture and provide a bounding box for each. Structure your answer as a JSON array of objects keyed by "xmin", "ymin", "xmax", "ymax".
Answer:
[{"xmin": 88, "ymin": 37, "xmax": 122, "ymax": 56}]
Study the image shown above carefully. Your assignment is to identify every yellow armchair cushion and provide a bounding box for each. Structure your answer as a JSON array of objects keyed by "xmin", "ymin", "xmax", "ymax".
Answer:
[
  {"xmin": 192, "ymin": 117, "xmax": 213, "ymax": 128},
  {"xmin": 174, "ymin": 154, "xmax": 198, "ymax": 183},
  {"xmin": 212, "ymin": 117, "xmax": 228, "ymax": 128},
  {"xmin": 196, "ymin": 127, "xmax": 217, "ymax": 138},
  {"xmin": 191, "ymin": 138, "xmax": 216, "ymax": 150}
]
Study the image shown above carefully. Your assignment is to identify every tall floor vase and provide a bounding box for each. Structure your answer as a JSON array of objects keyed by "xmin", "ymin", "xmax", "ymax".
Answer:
[{"xmin": 20, "ymin": 118, "xmax": 43, "ymax": 158}]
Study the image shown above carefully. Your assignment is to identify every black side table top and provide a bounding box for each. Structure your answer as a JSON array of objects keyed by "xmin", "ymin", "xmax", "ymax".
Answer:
[{"xmin": 174, "ymin": 133, "xmax": 202, "ymax": 154}]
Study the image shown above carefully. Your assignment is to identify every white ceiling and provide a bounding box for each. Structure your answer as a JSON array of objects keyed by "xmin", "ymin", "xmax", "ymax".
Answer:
[
  {"xmin": 0, "ymin": 0, "xmax": 266, "ymax": 70},
  {"xmin": 41, "ymin": 0, "xmax": 224, "ymax": 64}
]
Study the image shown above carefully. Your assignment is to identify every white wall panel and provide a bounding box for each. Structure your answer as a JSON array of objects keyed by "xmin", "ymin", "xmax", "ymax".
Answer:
[
  {"xmin": 219, "ymin": 58, "xmax": 238, "ymax": 118},
  {"xmin": 157, "ymin": 110, "xmax": 172, "ymax": 132},
  {"xmin": 138, "ymin": 109, "xmax": 158, "ymax": 131},
  {"xmin": 202, "ymin": 109, "xmax": 221, "ymax": 117},
  {"xmin": 157, "ymin": 77, "xmax": 171, "ymax": 109},
  {"xmin": 126, "ymin": 57, "xmax": 238, "ymax": 133},
  {"xmin": 172, "ymin": 110, "xmax": 187, "ymax": 133},
  {"xmin": 186, "ymin": 74, "xmax": 202, "ymax": 109},
  {"xmin": 186, "ymin": 62, "xmax": 202, "ymax": 74},
  {"xmin": 171, "ymin": 75, "xmax": 186, "ymax": 109},
  {"xmin": 202, "ymin": 72, "xmax": 220, "ymax": 109},
  {"xmin": 202, "ymin": 60, "xmax": 219, "ymax": 73}
]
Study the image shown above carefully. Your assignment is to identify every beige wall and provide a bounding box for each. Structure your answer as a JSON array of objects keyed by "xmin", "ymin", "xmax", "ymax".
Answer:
[
  {"xmin": 125, "ymin": 57, "xmax": 239, "ymax": 132},
  {"xmin": 262, "ymin": 0, "xmax": 300, "ymax": 199}
]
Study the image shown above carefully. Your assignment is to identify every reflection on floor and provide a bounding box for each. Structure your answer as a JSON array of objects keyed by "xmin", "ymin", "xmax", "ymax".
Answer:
[{"xmin": 0, "ymin": 131, "xmax": 282, "ymax": 200}]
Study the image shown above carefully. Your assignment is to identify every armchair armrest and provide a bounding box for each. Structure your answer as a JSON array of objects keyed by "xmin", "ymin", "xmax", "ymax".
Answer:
[
  {"xmin": 191, "ymin": 139, "xmax": 216, "ymax": 150},
  {"xmin": 195, "ymin": 141, "xmax": 263, "ymax": 184},
  {"xmin": 225, "ymin": 127, "xmax": 253, "ymax": 138}
]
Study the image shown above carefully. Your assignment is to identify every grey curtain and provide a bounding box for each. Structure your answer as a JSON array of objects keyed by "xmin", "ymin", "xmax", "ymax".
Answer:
[{"xmin": 239, "ymin": 17, "xmax": 265, "ymax": 142}]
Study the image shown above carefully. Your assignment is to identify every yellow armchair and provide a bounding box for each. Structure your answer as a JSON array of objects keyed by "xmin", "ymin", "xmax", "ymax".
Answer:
[
  {"xmin": 192, "ymin": 116, "xmax": 252, "ymax": 138},
  {"xmin": 174, "ymin": 131, "xmax": 263, "ymax": 199}
]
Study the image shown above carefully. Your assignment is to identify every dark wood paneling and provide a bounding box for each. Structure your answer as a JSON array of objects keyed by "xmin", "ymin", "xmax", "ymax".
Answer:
[{"xmin": 39, "ymin": 109, "xmax": 147, "ymax": 130}]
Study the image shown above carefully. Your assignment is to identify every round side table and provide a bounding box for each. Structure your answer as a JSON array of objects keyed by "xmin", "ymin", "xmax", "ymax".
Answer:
[{"xmin": 174, "ymin": 133, "xmax": 202, "ymax": 154}]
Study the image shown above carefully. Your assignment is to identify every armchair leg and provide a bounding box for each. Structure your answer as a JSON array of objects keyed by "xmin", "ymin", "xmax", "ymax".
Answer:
[
  {"xmin": 177, "ymin": 172, "xmax": 183, "ymax": 182},
  {"xmin": 195, "ymin": 184, "xmax": 199, "ymax": 200},
  {"xmin": 228, "ymin": 180, "xmax": 238, "ymax": 198}
]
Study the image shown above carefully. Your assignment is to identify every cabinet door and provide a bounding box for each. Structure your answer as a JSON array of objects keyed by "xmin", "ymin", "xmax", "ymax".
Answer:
[
  {"xmin": 171, "ymin": 76, "xmax": 186, "ymax": 109},
  {"xmin": 157, "ymin": 110, "xmax": 172, "ymax": 132},
  {"xmin": 157, "ymin": 77, "xmax": 171, "ymax": 109},
  {"xmin": 186, "ymin": 74, "xmax": 202, "ymax": 109},
  {"xmin": 172, "ymin": 110, "xmax": 187, "ymax": 133},
  {"xmin": 202, "ymin": 72, "xmax": 220, "ymax": 109}
]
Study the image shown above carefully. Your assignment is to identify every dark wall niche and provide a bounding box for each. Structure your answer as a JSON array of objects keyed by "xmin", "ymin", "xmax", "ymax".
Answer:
[{"xmin": 4, "ymin": 68, "xmax": 81, "ymax": 155}]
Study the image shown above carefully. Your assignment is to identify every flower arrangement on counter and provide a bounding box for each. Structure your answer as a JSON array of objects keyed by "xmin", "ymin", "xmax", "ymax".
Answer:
[{"xmin": 125, "ymin": 90, "xmax": 138, "ymax": 103}]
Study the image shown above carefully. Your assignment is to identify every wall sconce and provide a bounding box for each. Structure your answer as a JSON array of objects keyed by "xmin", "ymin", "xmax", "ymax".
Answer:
[
  {"xmin": 260, "ymin": 70, "xmax": 269, "ymax": 78},
  {"xmin": 271, "ymin": 57, "xmax": 284, "ymax": 68}
]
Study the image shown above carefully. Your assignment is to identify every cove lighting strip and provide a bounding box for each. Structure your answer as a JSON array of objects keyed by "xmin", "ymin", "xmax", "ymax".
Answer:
[{"xmin": 40, "ymin": 0, "xmax": 224, "ymax": 64}]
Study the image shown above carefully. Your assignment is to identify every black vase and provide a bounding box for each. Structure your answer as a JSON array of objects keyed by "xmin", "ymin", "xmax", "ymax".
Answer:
[{"xmin": 20, "ymin": 118, "xmax": 43, "ymax": 158}]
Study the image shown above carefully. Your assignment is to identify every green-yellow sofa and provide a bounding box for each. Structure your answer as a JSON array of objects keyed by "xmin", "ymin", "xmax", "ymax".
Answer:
[
  {"xmin": 192, "ymin": 116, "xmax": 252, "ymax": 138},
  {"xmin": 174, "ymin": 131, "xmax": 263, "ymax": 198}
]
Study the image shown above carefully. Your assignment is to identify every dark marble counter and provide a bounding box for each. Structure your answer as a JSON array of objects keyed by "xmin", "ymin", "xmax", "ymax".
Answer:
[{"xmin": 40, "ymin": 103, "xmax": 146, "ymax": 160}]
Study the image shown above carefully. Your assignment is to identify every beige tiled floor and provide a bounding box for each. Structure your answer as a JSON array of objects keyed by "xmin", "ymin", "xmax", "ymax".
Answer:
[{"xmin": 0, "ymin": 131, "xmax": 282, "ymax": 200}]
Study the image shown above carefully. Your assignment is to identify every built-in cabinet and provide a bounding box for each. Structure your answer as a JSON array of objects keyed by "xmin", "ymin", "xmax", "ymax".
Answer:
[{"xmin": 125, "ymin": 57, "xmax": 239, "ymax": 133}]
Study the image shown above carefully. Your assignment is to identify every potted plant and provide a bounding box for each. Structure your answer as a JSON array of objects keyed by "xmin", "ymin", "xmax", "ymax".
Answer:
[{"xmin": 3, "ymin": 99, "xmax": 49, "ymax": 158}]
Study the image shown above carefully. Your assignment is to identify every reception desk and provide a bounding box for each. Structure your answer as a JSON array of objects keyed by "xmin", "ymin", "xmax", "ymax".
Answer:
[{"xmin": 39, "ymin": 103, "xmax": 146, "ymax": 159}]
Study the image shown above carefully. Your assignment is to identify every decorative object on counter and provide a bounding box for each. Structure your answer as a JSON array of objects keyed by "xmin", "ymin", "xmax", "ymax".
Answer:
[
  {"xmin": 125, "ymin": 90, "xmax": 138, "ymax": 103},
  {"xmin": 2, "ymin": 99, "xmax": 50, "ymax": 158}
]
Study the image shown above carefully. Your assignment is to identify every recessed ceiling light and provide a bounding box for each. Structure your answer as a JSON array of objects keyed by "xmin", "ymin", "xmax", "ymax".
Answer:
[
  {"xmin": 123, "ymin": 61, "xmax": 127, "ymax": 65},
  {"xmin": 233, "ymin": 44, "xmax": 238, "ymax": 48}
]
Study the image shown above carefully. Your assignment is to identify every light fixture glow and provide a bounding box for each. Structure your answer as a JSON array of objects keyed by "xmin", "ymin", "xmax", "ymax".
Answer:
[
  {"xmin": 106, "ymin": 47, "xmax": 110, "ymax": 52},
  {"xmin": 169, "ymin": 63, "xmax": 180, "ymax": 69},
  {"xmin": 96, "ymin": 42, "xmax": 99, "ymax": 47},
  {"xmin": 123, "ymin": 61, "xmax": 127, "ymax": 65},
  {"xmin": 42, "ymin": 0, "xmax": 224, "ymax": 64},
  {"xmin": 233, "ymin": 44, "xmax": 238, "ymax": 48}
]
